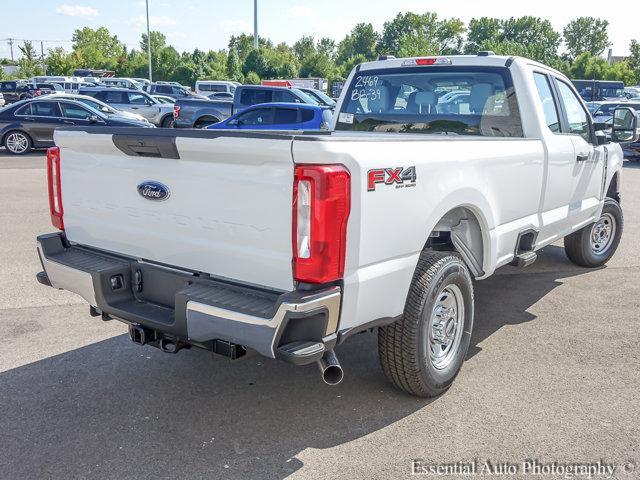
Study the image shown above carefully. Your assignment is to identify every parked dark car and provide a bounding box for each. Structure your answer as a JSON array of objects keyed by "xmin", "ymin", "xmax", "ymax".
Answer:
[
  {"xmin": 297, "ymin": 87, "xmax": 336, "ymax": 108},
  {"xmin": 0, "ymin": 97, "xmax": 152, "ymax": 155},
  {"xmin": 572, "ymin": 79, "xmax": 625, "ymax": 102},
  {"xmin": 206, "ymin": 103, "xmax": 332, "ymax": 131},
  {"xmin": 146, "ymin": 82, "xmax": 207, "ymax": 100},
  {"xmin": 0, "ymin": 81, "xmax": 62, "ymax": 104},
  {"xmin": 174, "ymin": 85, "xmax": 317, "ymax": 128}
]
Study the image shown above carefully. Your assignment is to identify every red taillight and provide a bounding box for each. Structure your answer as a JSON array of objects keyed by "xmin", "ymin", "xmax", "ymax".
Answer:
[
  {"xmin": 47, "ymin": 147, "xmax": 64, "ymax": 230},
  {"xmin": 173, "ymin": 105, "xmax": 181, "ymax": 118},
  {"xmin": 416, "ymin": 58, "xmax": 437, "ymax": 65},
  {"xmin": 293, "ymin": 164, "xmax": 350, "ymax": 284}
]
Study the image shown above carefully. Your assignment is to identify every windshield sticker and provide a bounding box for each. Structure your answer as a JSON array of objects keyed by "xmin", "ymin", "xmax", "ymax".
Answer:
[{"xmin": 338, "ymin": 112, "xmax": 354, "ymax": 124}]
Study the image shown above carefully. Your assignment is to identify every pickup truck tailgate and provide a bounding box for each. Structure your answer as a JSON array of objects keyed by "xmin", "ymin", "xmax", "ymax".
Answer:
[{"xmin": 55, "ymin": 129, "xmax": 295, "ymax": 291}]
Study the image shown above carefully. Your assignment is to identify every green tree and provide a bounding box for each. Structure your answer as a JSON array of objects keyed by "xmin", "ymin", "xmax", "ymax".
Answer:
[
  {"xmin": 563, "ymin": 17, "xmax": 610, "ymax": 59},
  {"xmin": 397, "ymin": 34, "xmax": 438, "ymax": 57},
  {"xmin": 499, "ymin": 16, "xmax": 560, "ymax": 64},
  {"xmin": 337, "ymin": 23, "xmax": 378, "ymax": 63},
  {"xmin": 317, "ymin": 38, "xmax": 337, "ymax": 59},
  {"xmin": 72, "ymin": 27, "xmax": 125, "ymax": 70},
  {"xmin": 465, "ymin": 17, "xmax": 501, "ymax": 54},
  {"xmin": 228, "ymin": 34, "xmax": 272, "ymax": 62},
  {"xmin": 293, "ymin": 36, "xmax": 316, "ymax": 61},
  {"xmin": 242, "ymin": 49, "xmax": 270, "ymax": 77},
  {"xmin": 300, "ymin": 52, "xmax": 335, "ymax": 78},
  {"xmin": 226, "ymin": 48, "xmax": 243, "ymax": 82},
  {"xmin": 18, "ymin": 41, "xmax": 44, "ymax": 77},
  {"xmin": 628, "ymin": 39, "xmax": 640, "ymax": 80},
  {"xmin": 245, "ymin": 71, "xmax": 261, "ymax": 84},
  {"xmin": 45, "ymin": 47, "xmax": 76, "ymax": 75}
]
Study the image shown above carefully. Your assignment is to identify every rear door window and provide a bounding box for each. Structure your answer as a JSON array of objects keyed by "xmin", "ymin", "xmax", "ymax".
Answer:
[
  {"xmin": 240, "ymin": 89, "xmax": 272, "ymax": 106},
  {"xmin": 273, "ymin": 108, "xmax": 299, "ymax": 124},
  {"xmin": 102, "ymin": 91, "xmax": 127, "ymax": 104},
  {"xmin": 31, "ymin": 101, "xmax": 62, "ymax": 117},
  {"xmin": 15, "ymin": 104, "xmax": 33, "ymax": 115},
  {"xmin": 336, "ymin": 66, "xmax": 523, "ymax": 137},
  {"xmin": 272, "ymin": 90, "xmax": 298, "ymax": 103},
  {"xmin": 236, "ymin": 107, "xmax": 274, "ymax": 125}
]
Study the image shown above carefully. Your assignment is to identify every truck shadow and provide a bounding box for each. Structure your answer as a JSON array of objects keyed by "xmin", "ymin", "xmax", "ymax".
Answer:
[
  {"xmin": 467, "ymin": 244, "xmax": 600, "ymax": 360},
  {"xmin": 0, "ymin": 246, "xmax": 599, "ymax": 479}
]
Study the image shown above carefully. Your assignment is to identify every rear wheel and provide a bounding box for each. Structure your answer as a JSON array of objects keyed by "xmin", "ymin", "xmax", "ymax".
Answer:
[
  {"xmin": 160, "ymin": 116, "xmax": 174, "ymax": 128},
  {"xmin": 3, "ymin": 130, "xmax": 32, "ymax": 155},
  {"xmin": 564, "ymin": 198, "xmax": 623, "ymax": 267},
  {"xmin": 378, "ymin": 251, "xmax": 474, "ymax": 397}
]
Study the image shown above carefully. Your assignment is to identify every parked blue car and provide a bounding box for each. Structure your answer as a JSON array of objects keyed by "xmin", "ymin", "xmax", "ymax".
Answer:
[{"xmin": 206, "ymin": 103, "xmax": 332, "ymax": 131}]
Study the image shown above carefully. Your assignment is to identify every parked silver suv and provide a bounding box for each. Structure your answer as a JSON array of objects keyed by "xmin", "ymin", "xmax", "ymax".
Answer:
[{"xmin": 78, "ymin": 87, "xmax": 175, "ymax": 127}]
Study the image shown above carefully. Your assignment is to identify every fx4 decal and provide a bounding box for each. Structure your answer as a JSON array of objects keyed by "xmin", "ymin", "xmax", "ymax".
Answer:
[{"xmin": 367, "ymin": 166, "xmax": 417, "ymax": 191}]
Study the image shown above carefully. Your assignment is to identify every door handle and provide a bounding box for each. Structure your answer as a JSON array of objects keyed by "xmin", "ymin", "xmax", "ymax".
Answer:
[{"xmin": 576, "ymin": 153, "xmax": 589, "ymax": 162}]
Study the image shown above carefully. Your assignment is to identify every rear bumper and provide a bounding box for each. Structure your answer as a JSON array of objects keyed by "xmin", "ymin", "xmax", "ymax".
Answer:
[{"xmin": 37, "ymin": 232, "xmax": 341, "ymax": 364}]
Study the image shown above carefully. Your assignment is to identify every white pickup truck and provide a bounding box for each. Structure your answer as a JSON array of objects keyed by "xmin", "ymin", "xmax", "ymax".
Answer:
[{"xmin": 36, "ymin": 54, "xmax": 639, "ymax": 397}]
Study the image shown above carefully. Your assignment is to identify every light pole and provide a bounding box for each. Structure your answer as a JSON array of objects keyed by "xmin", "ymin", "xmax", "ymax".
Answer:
[
  {"xmin": 146, "ymin": 0, "xmax": 152, "ymax": 81},
  {"xmin": 253, "ymin": 0, "xmax": 258, "ymax": 49}
]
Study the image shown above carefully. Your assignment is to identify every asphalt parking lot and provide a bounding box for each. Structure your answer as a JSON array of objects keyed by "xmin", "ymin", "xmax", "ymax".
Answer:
[{"xmin": 1, "ymin": 150, "xmax": 639, "ymax": 480}]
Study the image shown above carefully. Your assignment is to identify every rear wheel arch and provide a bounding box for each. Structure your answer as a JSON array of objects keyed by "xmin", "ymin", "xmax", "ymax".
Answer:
[
  {"xmin": 194, "ymin": 115, "xmax": 220, "ymax": 128},
  {"xmin": 426, "ymin": 206, "xmax": 489, "ymax": 278},
  {"xmin": 2, "ymin": 129, "xmax": 33, "ymax": 151}
]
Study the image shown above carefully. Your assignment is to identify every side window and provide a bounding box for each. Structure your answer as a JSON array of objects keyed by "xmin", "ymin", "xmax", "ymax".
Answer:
[
  {"xmin": 240, "ymin": 89, "xmax": 271, "ymax": 106},
  {"xmin": 60, "ymin": 103, "xmax": 93, "ymax": 120},
  {"xmin": 31, "ymin": 101, "xmax": 62, "ymax": 117},
  {"xmin": 236, "ymin": 108, "xmax": 274, "ymax": 125},
  {"xmin": 103, "ymin": 91, "xmax": 126, "ymax": 104},
  {"xmin": 128, "ymin": 93, "xmax": 148, "ymax": 105},
  {"xmin": 156, "ymin": 85, "xmax": 171, "ymax": 94},
  {"xmin": 533, "ymin": 73, "xmax": 561, "ymax": 133},
  {"xmin": 556, "ymin": 81, "xmax": 590, "ymax": 141},
  {"xmin": 300, "ymin": 109, "xmax": 315, "ymax": 122},
  {"xmin": 273, "ymin": 108, "xmax": 299, "ymax": 124},
  {"xmin": 272, "ymin": 90, "xmax": 297, "ymax": 103},
  {"xmin": 15, "ymin": 104, "xmax": 32, "ymax": 115}
]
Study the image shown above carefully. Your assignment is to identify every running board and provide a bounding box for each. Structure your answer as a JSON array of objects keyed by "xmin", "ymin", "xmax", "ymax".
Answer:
[{"xmin": 510, "ymin": 251, "xmax": 537, "ymax": 268}]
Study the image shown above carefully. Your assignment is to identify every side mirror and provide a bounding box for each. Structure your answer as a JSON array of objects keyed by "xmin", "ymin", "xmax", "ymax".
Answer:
[
  {"xmin": 88, "ymin": 115, "xmax": 101, "ymax": 124},
  {"xmin": 611, "ymin": 107, "xmax": 639, "ymax": 143},
  {"xmin": 227, "ymin": 119, "xmax": 239, "ymax": 126}
]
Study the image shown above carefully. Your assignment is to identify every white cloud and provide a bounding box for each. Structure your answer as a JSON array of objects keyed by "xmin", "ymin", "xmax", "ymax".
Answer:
[
  {"xmin": 55, "ymin": 4, "xmax": 98, "ymax": 17},
  {"xmin": 130, "ymin": 15, "xmax": 182, "ymax": 27},
  {"xmin": 287, "ymin": 5, "xmax": 315, "ymax": 19},
  {"xmin": 167, "ymin": 31, "xmax": 187, "ymax": 39},
  {"xmin": 218, "ymin": 20, "xmax": 251, "ymax": 36}
]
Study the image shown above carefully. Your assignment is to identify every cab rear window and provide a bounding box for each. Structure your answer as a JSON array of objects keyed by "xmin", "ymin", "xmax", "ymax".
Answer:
[{"xmin": 336, "ymin": 66, "xmax": 523, "ymax": 137}]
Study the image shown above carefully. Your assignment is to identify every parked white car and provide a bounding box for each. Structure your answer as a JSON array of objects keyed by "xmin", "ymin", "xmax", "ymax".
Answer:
[
  {"xmin": 36, "ymin": 54, "xmax": 637, "ymax": 397},
  {"xmin": 195, "ymin": 80, "xmax": 240, "ymax": 96}
]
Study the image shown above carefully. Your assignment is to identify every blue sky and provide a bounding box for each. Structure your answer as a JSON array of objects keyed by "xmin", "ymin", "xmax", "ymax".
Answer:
[{"xmin": 0, "ymin": 0, "xmax": 636, "ymax": 59}]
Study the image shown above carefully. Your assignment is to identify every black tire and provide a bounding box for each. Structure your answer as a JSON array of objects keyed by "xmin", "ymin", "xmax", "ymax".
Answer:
[
  {"xmin": 564, "ymin": 198, "xmax": 623, "ymax": 267},
  {"xmin": 3, "ymin": 130, "xmax": 32, "ymax": 155},
  {"xmin": 160, "ymin": 116, "xmax": 174, "ymax": 128},
  {"xmin": 378, "ymin": 251, "xmax": 474, "ymax": 397},
  {"xmin": 194, "ymin": 117, "xmax": 218, "ymax": 129}
]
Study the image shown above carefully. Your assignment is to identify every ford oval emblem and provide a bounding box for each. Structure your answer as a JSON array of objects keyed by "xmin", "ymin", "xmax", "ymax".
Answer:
[{"xmin": 137, "ymin": 181, "xmax": 170, "ymax": 201}]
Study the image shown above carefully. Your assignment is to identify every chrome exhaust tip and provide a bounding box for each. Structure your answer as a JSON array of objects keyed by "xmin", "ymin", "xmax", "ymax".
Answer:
[{"xmin": 317, "ymin": 350, "xmax": 343, "ymax": 385}]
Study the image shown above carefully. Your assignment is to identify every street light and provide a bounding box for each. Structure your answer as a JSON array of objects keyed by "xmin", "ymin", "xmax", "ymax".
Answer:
[
  {"xmin": 146, "ymin": 0, "xmax": 152, "ymax": 81},
  {"xmin": 253, "ymin": 0, "xmax": 258, "ymax": 49}
]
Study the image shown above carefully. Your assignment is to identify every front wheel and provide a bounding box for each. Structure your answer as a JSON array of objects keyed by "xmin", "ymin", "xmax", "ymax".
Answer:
[
  {"xmin": 160, "ymin": 116, "xmax": 174, "ymax": 128},
  {"xmin": 4, "ymin": 130, "xmax": 32, "ymax": 155},
  {"xmin": 564, "ymin": 198, "xmax": 623, "ymax": 268},
  {"xmin": 378, "ymin": 251, "xmax": 474, "ymax": 397}
]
